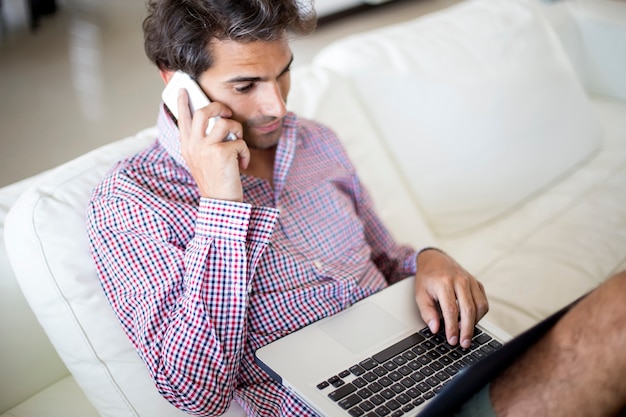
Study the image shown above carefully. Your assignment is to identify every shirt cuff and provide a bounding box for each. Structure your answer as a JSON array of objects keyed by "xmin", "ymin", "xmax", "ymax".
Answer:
[
  {"xmin": 196, "ymin": 199, "xmax": 252, "ymax": 241},
  {"xmin": 196, "ymin": 199, "xmax": 279, "ymax": 243},
  {"xmin": 248, "ymin": 206, "xmax": 279, "ymax": 244},
  {"xmin": 401, "ymin": 248, "xmax": 420, "ymax": 277}
]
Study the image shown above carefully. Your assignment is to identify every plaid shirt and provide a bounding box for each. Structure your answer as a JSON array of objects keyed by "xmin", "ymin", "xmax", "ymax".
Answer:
[{"xmin": 87, "ymin": 106, "xmax": 419, "ymax": 416}]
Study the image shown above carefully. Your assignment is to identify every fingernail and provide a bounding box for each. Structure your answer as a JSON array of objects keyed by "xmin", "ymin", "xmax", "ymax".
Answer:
[
  {"xmin": 449, "ymin": 336, "xmax": 458, "ymax": 346},
  {"xmin": 462, "ymin": 339, "xmax": 471, "ymax": 348},
  {"xmin": 428, "ymin": 320, "xmax": 437, "ymax": 333}
]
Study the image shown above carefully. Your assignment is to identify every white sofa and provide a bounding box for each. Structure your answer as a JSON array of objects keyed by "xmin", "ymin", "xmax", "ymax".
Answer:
[
  {"xmin": 315, "ymin": 0, "xmax": 394, "ymax": 19},
  {"xmin": 2, "ymin": 0, "xmax": 625, "ymax": 415},
  {"xmin": 315, "ymin": 0, "xmax": 362, "ymax": 18}
]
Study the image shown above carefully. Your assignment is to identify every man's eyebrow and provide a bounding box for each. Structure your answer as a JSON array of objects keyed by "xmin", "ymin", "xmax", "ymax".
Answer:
[
  {"xmin": 280, "ymin": 55, "xmax": 294, "ymax": 76},
  {"xmin": 226, "ymin": 55, "xmax": 294, "ymax": 84}
]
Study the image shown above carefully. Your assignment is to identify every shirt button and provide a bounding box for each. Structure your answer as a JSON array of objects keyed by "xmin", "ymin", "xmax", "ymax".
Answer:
[
  {"xmin": 275, "ymin": 204, "xmax": 284, "ymax": 214},
  {"xmin": 313, "ymin": 260, "xmax": 324, "ymax": 270}
]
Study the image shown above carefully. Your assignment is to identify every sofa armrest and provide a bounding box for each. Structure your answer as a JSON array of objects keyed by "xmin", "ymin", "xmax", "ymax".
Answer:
[
  {"xmin": 0, "ymin": 175, "xmax": 71, "ymax": 414},
  {"xmin": 0, "ymin": 376, "xmax": 99, "ymax": 417}
]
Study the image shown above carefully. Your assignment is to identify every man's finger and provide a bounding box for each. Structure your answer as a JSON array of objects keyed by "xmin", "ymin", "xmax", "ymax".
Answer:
[
  {"xmin": 455, "ymin": 277, "xmax": 477, "ymax": 348},
  {"xmin": 437, "ymin": 284, "xmax": 460, "ymax": 346},
  {"xmin": 176, "ymin": 88, "xmax": 192, "ymax": 140},
  {"xmin": 191, "ymin": 105, "xmax": 237, "ymax": 144},
  {"xmin": 472, "ymin": 279, "xmax": 489, "ymax": 322},
  {"xmin": 416, "ymin": 290, "xmax": 443, "ymax": 335},
  {"xmin": 210, "ymin": 117, "xmax": 243, "ymax": 144}
]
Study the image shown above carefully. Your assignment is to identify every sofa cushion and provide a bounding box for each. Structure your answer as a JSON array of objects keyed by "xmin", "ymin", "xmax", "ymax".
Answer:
[
  {"xmin": 313, "ymin": 0, "xmax": 602, "ymax": 237},
  {"xmin": 4, "ymin": 129, "xmax": 245, "ymax": 417},
  {"xmin": 440, "ymin": 96, "xmax": 626, "ymax": 335}
]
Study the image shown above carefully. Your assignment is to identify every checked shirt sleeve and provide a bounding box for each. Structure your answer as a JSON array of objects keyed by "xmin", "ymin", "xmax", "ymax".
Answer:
[
  {"xmin": 356, "ymin": 183, "xmax": 419, "ymax": 284},
  {"xmin": 88, "ymin": 193, "xmax": 278, "ymax": 416}
]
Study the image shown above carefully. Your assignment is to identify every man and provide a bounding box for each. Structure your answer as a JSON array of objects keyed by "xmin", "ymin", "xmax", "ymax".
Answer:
[{"xmin": 87, "ymin": 0, "xmax": 626, "ymax": 416}]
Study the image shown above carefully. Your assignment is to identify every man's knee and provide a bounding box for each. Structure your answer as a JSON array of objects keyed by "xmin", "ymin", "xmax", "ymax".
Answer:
[
  {"xmin": 609, "ymin": 270, "xmax": 626, "ymax": 287},
  {"xmin": 587, "ymin": 271, "xmax": 626, "ymax": 331},
  {"xmin": 598, "ymin": 271, "xmax": 626, "ymax": 307}
]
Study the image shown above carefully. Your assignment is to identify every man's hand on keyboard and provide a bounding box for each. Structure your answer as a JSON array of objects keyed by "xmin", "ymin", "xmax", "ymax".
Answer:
[{"xmin": 413, "ymin": 249, "xmax": 489, "ymax": 349}]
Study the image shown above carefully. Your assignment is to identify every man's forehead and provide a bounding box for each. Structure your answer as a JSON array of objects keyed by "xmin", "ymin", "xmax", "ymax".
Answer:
[
  {"xmin": 211, "ymin": 36, "xmax": 290, "ymax": 59},
  {"xmin": 207, "ymin": 38, "xmax": 292, "ymax": 77}
]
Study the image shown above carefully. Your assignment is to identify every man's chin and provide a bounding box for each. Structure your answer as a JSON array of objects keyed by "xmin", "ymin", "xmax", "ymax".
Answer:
[{"xmin": 245, "ymin": 127, "xmax": 283, "ymax": 150}]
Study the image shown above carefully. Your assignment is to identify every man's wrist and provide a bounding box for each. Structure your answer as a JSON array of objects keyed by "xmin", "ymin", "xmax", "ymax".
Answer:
[{"xmin": 416, "ymin": 247, "xmax": 444, "ymax": 264}]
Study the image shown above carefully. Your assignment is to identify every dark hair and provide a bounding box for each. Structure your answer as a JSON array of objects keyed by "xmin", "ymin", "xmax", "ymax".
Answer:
[{"xmin": 143, "ymin": 0, "xmax": 317, "ymax": 78}]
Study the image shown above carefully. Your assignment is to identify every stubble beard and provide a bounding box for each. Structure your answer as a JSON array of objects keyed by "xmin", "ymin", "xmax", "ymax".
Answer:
[{"xmin": 243, "ymin": 116, "xmax": 284, "ymax": 150}]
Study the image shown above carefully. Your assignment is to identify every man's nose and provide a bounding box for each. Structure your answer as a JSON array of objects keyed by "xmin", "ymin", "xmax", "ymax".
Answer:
[{"xmin": 261, "ymin": 82, "xmax": 288, "ymax": 118}]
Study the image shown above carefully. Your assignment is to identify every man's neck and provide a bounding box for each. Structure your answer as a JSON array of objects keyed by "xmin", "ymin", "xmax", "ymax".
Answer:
[{"xmin": 241, "ymin": 147, "xmax": 277, "ymax": 187}]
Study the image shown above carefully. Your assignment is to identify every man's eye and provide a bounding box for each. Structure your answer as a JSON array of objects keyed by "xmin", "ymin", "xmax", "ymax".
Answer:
[{"xmin": 236, "ymin": 83, "xmax": 254, "ymax": 93}]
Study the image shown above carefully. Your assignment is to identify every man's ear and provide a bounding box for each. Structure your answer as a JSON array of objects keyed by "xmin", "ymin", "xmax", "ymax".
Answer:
[{"xmin": 159, "ymin": 68, "xmax": 174, "ymax": 85}]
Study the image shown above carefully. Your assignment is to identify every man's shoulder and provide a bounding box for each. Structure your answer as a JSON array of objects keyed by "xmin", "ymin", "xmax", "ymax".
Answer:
[
  {"xmin": 294, "ymin": 113, "xmax": 349, "ymax": 150},
  {"xmin": 90, "ymin": 139, "xmax": 184, "ymax": 202},
  {"xmin": 292, "ymin": 113, "xmax": 343, "ymax": 149},
  {"xmin": 294, "ymin": 114, "xmax": 334, "ymax": 135}
]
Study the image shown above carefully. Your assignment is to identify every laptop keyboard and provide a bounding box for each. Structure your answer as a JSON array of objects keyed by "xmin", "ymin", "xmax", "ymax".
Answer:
[{"xmin": 317, "ymin": 324, "xmax": 503, "ymax": 417}]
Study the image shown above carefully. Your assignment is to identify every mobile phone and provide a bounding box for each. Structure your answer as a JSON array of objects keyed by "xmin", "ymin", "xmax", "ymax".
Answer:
[{"xmin": 161, "ymin": 71, "xmax": 236, "ymax": 141}]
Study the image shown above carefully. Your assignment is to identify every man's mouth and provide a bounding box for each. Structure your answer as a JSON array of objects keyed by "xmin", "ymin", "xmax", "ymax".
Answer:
[{"xmin": 253, "ymin": 119, "xmax": 282, "ymax": 134}]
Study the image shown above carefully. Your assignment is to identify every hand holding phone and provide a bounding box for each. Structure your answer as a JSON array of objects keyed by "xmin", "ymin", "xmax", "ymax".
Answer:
[
  {"xmin": 161, "ymin": 71, "xmax": 249, "ymax": 202},
  {"xmin": 161, "ymin": 71, "xmax": 237, "ymax": 141}
]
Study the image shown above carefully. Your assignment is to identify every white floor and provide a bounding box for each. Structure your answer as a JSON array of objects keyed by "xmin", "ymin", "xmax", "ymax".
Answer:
[{"xmin": 0, "ymin": 0, "xmax": 463, "ymax": 187}]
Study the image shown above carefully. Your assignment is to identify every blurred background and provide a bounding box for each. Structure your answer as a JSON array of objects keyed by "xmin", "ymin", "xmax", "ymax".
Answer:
[{"xmin": 0, "ymin": 0, "xmax": 462, "ymax": 187}]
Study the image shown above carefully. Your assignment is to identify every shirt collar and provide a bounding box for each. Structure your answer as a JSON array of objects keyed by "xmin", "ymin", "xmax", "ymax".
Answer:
[
  {"xmin": 156, "ymin": 104, "xmax": 189, "ymax": 170},
  {"xmin": 156, "ymin": 103, "xmax": 299, "ymax": 199}
]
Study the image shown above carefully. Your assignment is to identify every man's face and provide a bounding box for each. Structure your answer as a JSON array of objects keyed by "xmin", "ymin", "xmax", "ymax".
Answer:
[{"xmin": 197, "ymin": 37, "xmax": 292, "ymax": 150}]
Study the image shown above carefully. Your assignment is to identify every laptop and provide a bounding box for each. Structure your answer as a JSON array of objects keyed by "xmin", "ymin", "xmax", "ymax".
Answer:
[{"xmin": 255, "ymin": 277, "xmax": 578, "ymax": 417}]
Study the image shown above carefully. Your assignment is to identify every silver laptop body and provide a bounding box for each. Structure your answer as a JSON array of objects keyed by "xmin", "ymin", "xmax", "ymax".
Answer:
[{"xmin": 255, "ymin": 277, "xmax": 511, "ymax": 417}]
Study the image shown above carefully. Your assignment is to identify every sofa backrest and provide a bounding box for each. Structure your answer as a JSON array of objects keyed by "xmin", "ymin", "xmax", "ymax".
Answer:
[
  {"xmin": 539, "ymin": 0, "xmax": 626, "ymax": 102},
  {"xmin": 312, "ymin": 0, "xmax": 603, "ymax": 238}
]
